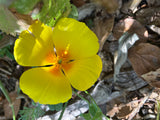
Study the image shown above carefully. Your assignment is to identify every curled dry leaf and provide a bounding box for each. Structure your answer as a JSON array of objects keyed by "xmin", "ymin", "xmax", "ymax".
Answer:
[
  {"xmin": 141, "ymin": 68, "xmax": 160, "ymax": 88},
  {"xmin": 113, "ymin": 18, "xmax": 148, "ymax": 43},
  {"xmin": 93, "ymin": 13, "xmax": 114, "ymax": 51},
  {"xmin": 136, "ymin": 7, "xmax": 160, "ymax": 27},
  {"xmin": 91, "ymin": 0, "xmax": 119, "ymax": 14},
  {"xmin": 128, "ymin": 43, "xmax": 160, "ymax": 76},
  {"xmin": 114, "ymin": 33, "xmax": 139, "ymax": 82},
  {"xmin": 3, "ymin": 92, "xmax": 21, "ymax": 119}
]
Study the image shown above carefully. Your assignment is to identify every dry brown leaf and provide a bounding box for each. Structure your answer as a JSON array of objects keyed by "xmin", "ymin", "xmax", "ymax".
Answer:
[
  {"xmin": 10, "ymin": 8, "xmax": 34, "ymax": 31},
  {"xmin": 113, "ymin": 18, "xmax": 148, "ymax": 42},
  {"xmin": 91, "ymin": 0, "xmax": 119, "ymax": 14},
  {"xmin": 3, "ymin": 92, "xmax": 21, "ymax": 119},
  {"xmin": 107, "ymin": 106, "xmax": 119, "ymax": 117},
  {"xmin": 136, "ymin": 7, "xmax": 160, "ymax": 27},
  {"xmin": 117, "ymin": 105, "xmax": 132, "ymax": 119},
  {"xmin": 93, "ymin": 14, "xmax": 114, "ymax": 51},
  {"xmin": 107, "ymin": 100, "xmax": 139, "ymax": 119},
  {"xmin": 72, "ymin": 0, "xmax": 86, "ymax": 7},
  {"xmin": 128, "ymin": 43, "xmax": 160, "ymax": 76},
  {"xmin": 141, "ymin": 68, "xmax": 160, "ymax": 88}
]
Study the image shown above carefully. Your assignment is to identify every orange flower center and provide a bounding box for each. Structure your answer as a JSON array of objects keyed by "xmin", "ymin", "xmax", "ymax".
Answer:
[{"xmin": 45, "ymin": 48, "xmax": 74, "ymax": 76}]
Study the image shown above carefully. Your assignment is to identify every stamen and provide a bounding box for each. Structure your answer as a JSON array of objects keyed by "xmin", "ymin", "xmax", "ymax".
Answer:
[
  {"xmin": 45, "ymin": 64, "xmax": 53, "ymax": 67},
  {"xmin": 53, "ymin": 44, "xmax": 57, "ymax": 56},
  {"xmin": 67, "ymin": 59, "xmax": 75, "ymax": 63},
  {"xmin": 64, "ymin": 44, "xmax": 70, "ymax": 54},
  {"xmin": 38, "ymin": 64, "xmax": 53, "ymax": 67},
  {"xmin": 61, "ymin": 69, "xmax": 66, "ymax": 76}
]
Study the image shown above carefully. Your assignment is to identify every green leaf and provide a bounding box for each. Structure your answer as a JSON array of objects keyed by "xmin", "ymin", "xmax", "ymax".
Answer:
[
  {"xmin": 48, "ymin": 103, "xmax": 63, "ymax": 111},
  {"xmin": 0, "ymin": 5, "xmax": 19, "ymax": 35},
  {"xmin": 89, "ymin": 101, "xmax": 98, "ymax": 117},
  {"xmin": 19, "ymin": 105, "xmax": 45, "ymax": 120},
  {"xmin": 32, "ymin": 0, "xmax": 71, "ymax": 27},
  {"xmin": 0, "ymin": 34, "xmax": 3, "ymax": 41},
  {"xmin": 81, "ymin": 113, "xmax": 92, "ymax": 120},
  {"xmin": 80, "ymin": 91, "xmax": 110, "ymax": 120},
  {"xmin": 68, "ymin": 4, "xmax": 78, "ymax": 19},
  {"xmin": 0, "ymin": 45, "xmax": 14, "ymax": 59},
  {"xmin": 0, "ymin": 0, "xmax": 13, "ymax": 7},
  {"xmin": 10, "ymin": 0, "xmax": 40, "ymax": 14}
]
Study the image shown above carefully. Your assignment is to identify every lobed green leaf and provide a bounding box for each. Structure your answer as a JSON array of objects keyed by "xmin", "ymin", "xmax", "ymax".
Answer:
[{"xmin": 10, "ymin": 0, "xmax": 40, "ymax": 14}]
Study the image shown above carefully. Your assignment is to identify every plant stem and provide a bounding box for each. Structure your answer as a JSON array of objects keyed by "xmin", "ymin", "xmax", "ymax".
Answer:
[
  {"xmin": 85, "ymin": 91, "xmax": 110, "ymax": 120},
  {"xmin": 58, "ymin": 101, "xmax": 68, "ymax": 120},
  {"xmin": 157, "ymin": 101, "xmax": 160, "ymax": 120},
  {"xmin": 0, "ymin": 80, "xmax": 16, "ymax": 120},
  {"xmin": 84, "ymin": 91, "xmax": 98, "ymax": 106},
  {"xmin": 72, "ymin": 90, "xmax": 89, "ymax": 104}
]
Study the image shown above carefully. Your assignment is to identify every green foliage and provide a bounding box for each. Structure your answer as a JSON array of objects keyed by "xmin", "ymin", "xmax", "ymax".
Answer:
[
  {"xmin": 68, "ymin": 4, "xmax": 78, "ymax": 20},
  {"xmin": 0, "ymin": 0, "xmax": 78, "ymax": 35},
  {"xmin": 81, "ymin": 91, "xmax": 109, "ymax": 120},
  {"xmin": 0, "ymin": 5, "xmax": 19, "ymax": 35},
  {"xmin": 86, "ymin": 19, "xmax": 94, "ymax": 28},
  {"xmin": 32, "ymin": 0, "xmax": 71, "ymax": 27},
  {"xmin": 0, "ymin": 34, "xmax": 14, "ymax": 59},
  {"xmin": 0, "ymin": 0, "xmax": 13, "ymax": 7},
  {"xmin": 48, "ymin": 103, "xmax": 63, "ymax": 111},
  {"xmin": 10, "ymin": 0, "xmax": 40, "ymax": 14},
  {"xmin": 19, "ymin": 103, "xmax": 45, "ymax": 120},
  {"xmin": 157, "ymin": 101, "xmax": 160, "ymax": 120},
  {"xmin": 81, "ymin": 100, "xmax": 107, "ymax": 120},
  {"xmin": 0, "ymin": 45, "xmax": 14, "ymax": 59},
  {"xmin": 0, "ymin": 34, "xmax": 2, "ymax": 40}
]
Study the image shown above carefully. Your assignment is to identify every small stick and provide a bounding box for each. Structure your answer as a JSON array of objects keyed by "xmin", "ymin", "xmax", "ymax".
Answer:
[
  {"xmin": 128, "ymin": 96, "xmax": 149, "ymax": 120},
  {"xmin": 0, "ymin": 68, "xmax": 12, "ymax": 75}
]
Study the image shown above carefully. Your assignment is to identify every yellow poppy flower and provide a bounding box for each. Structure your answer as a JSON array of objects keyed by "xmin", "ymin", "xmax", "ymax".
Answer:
[{"xmin": 14, "ymin": 18, "xmax": 102, "ymax": 104}]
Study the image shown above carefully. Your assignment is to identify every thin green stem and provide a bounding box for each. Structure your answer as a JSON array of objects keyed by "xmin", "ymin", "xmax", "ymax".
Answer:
[
  {"xmin": 72, "ymin": 90, "xmax": 89, "ymax": 104},
  {"xmin": 84, "ymin": 91, "xmax": 96, "ymax": 104},
  {"xmin": 157, "ymin": 101, "xmax": 160, "ymax": 120},
  {"xmin": 85, "ymin": 91, "xmax": 110, "ymax": 120},
  {"xmin": 58, "ymin": 101, "xmax": 68, "ymax": 120},
  {"xmin": 0, "ymin": 80, "xmax": 16, "ymax": 120}
]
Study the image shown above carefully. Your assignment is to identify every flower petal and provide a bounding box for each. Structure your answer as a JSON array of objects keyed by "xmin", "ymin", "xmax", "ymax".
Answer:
[
  {"xmin": 64, "ymin": 55, "xmax": 102, "ymax": 91},
  {"xmin": 14, "ymin": 21, "xmax": 55, "ymax": 66},
  {"xmin": 52, "ymin": 18, "xmax": 99, "ymax": 60},
  {"xmin": 20, "ymin": 67, "xmax": 72, "ymax": 104}
]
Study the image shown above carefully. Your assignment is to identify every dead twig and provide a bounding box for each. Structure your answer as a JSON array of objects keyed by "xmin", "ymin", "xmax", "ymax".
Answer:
[{"xmin": 128, "ymin": 95, "xmax": 150, "ymax": 120}]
